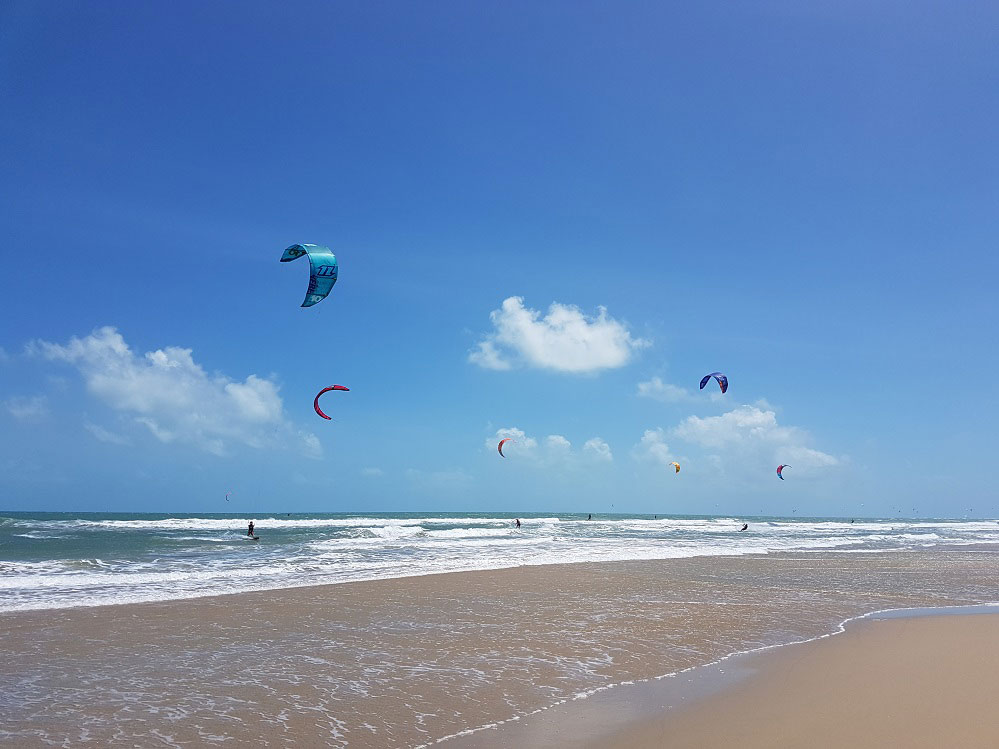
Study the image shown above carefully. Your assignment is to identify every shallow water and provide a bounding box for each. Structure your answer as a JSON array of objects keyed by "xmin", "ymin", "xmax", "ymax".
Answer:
[{"xmin": 2, "ymin": 550, "xmax": 998, "ymax": 747}]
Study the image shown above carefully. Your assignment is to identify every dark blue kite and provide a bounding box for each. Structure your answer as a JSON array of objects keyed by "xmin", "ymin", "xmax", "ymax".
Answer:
[{"xmin": 699, "ymin": 372, "xmax": 728, "ymax": 394}]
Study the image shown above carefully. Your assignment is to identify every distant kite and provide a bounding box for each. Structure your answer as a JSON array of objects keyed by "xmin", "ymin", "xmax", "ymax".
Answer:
[
  {"xmin": 280, "ymin": 244, "xmax": 339, "ymax": 307},
  {"xmin": 225, "ymin": 490, "xmax": 232, "ymax": 502},
  {"xmin": 670, "ymin": 461, "xmax": 680, "ymax": 474},
  {"xmin": 699, "ymin": 372, "xmax": 728, "ymax": 394},
  {"xmin": 777, "ymin": 464, "xmax": 790, "ymax": 480},
  {"xmin": 498, "ymin": 438, "xmax": 514, "ymax": 458},
  {"xmin": 314, "ymin": 385, "xmax": 350, "ymax": 420}
]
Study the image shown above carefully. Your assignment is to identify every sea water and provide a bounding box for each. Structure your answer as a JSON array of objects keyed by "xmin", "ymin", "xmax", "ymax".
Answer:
[{"xmin": 2, "ymin": 511, "xmax": 997, "ymax": 611}]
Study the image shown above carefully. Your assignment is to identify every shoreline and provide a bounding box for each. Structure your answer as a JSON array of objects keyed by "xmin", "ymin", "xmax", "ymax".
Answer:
[
  {"xmin": 602, "ymin": 611, "xmax": 999, "ymax": 748},
  {"xmin": 442, "ymin": 605, "xmax": 999, "ymax": 748},
  {"xmin": 0, "ymin": 549, "xmax": 877, "ymax": 615},
  {"xmin": 4, "ymin": 549, "xmax": 999, "ymax": 747}
]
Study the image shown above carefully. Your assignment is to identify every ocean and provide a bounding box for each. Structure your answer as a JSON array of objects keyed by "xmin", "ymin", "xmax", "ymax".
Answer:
[{"xmin": 3, "ymin": 511, "xmax": 997, "ymax": 612}]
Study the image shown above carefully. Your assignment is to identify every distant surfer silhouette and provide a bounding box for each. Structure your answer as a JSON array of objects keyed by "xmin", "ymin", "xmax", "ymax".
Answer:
[
  {"xmin": 515, "ymin": 518, "xmax": 521, "ymax": 528},
  {"xmin": 739, "ymin": 523, "xmax": 748, "ymax": 532},
  {"xmin": 587, "ymin": 514, "xmax": 592, "ymax": 521},
  {"xmin": 248, "ymin": 520, "xmax": 255, "ymax": 537}
]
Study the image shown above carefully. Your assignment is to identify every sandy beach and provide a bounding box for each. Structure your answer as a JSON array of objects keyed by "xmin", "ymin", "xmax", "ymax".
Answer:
[
  {"xmin": 457, "ymin": 611, "xmax": 999, "ymax": 748},
  {"xmin": 602, "ymin": 613, "xmax": 999, "ymax": 749},
  {"xmin": 3, "ymin": 549, "xmax": 999, "ymax": 747}
]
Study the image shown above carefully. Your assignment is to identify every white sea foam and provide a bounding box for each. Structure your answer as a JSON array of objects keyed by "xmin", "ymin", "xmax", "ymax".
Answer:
[
  {"xmin": 7, "ymin": 516, "xmax": 546, "ymax": 531},
  {"xmin": 2, "ymin": 513, "xmax": 998, "ymax": 612}
]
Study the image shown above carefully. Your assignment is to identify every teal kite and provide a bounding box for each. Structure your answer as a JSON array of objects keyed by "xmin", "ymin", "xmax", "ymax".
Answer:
[{"xmin": 280, "ymin": 244, "xmax": 338, "ymax": 307}]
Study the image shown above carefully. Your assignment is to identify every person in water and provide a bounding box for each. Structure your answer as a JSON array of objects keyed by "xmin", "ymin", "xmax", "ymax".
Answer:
[
  {"xmin": 515, "ymin": 518, "xmax": 521, "ymax": 528},
  {"xmin": 740, "ymin": 523, "xmax": 748, "ymax": 531},
  {"xmin": 248, "ymin": 520, "xmax": 255, "ymax": 537},
  {"xmin": 587, "ymin": 514, "xmax": 592, "ymax": 521}
]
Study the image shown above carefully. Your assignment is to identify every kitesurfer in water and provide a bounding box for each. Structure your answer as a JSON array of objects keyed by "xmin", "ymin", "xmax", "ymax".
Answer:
[
  {"xmin": 248, "ymin": 520, "xmax": 255, "ymax": 537},
  {"xmin": 515, "ymin": 519, "xmax": 521, "ymax": 529},
  {"xmin": 587, "ymin": 514, "xmax": 592, "ymax": 521},
  {"xmin": 740, "ymin": 523, "xmax": 748, "ymax": 531}
]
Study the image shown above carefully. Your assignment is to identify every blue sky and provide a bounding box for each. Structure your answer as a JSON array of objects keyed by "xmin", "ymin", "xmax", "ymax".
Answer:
[{"xmin": 2, "ymin": 1, "xmax": 996, "ymax": 516}]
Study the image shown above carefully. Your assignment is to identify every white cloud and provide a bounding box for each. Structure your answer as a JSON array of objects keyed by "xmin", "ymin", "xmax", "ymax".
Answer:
[
  {"xmin": 470, "ymin": 296, "xmax": 650, "ymax": 373},
  {"xmin": 633, "ymin": 428, "xmax": 676, "ymax": 468},
  {"xmin": 637, "ymin": 377, "xmax": 694, "ymax": 403},
  {"xmin": 32, "ymin": 326, "xmax": 320, "ymax": 458},
  {"xmin": 671, "ymin": 405, "xmax": 839, "ymax": 471},
  {"xmin": 781, "ymin": 445, "xmax": 840, "ymax": 468},
  {"xmin": 583, "ymin": 437, "xmax": 613, "ymax": 462},
  {"xmin": 136, "ymin": 416, "xmax": 176, "ymax": 443},
  {"xmin": 4, "ymin": 395, "xmax": 48, "ymax": 421},
  {"xmin": 84, "ymin": 421, "xmax": 131, "ymax": 446},
  {"xmin": 468, "ymin": 340, "xmax": 512, "ymax": 371},
  {"xmin": 546, "ymin": 434, "xmax": 572, "ymax": 453},
  {"xmin": 361, "ymin": 467, "xmax": 384, "ymax": 477},
  {"xmin": 487, "ymin": 427, "xmax": 538, "ymax": 457},
  {"xmin": 673, "ymin": 405, "xmax": 790, "ymax": 448},
  {"xmin": 300, "ymin": 431, "xmax": 323, "ymax": 460},
  {"xmin": 488, "ymin": 427, "xmax": 612, "ymax": 467}
]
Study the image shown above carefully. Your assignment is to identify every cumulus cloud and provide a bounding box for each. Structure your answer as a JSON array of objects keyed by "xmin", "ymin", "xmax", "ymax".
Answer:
[
  {"xmin": 637, "ymin": 377, "xmax": 694, "ymax": 403},
  {"xmin": 468, "ymin": 340, "xmax": 512, "ymax": 371},
  {"xmin": 633, "ymin": 428, "xmax": 676, "ymax": 468},
  {"xmin": 546, "ymin": 434, "xmax": 572, "ymax": 453},
  {"xmin": 470, "ymin": 296, "xmax": 649, "ymax": 373},
  {"xmin": 675, "ymin": 405, "xmax": 795, "ymax": 448},
  {"xmin": 671, "ymin": 404, "xmax": 839, "ymax": 471},
  {"xmin": 486, "ymin": 427, "xmax": 539, "ymax": 456},
  {"xmin": 4, "ymin": 395, "xmax": 49, "ymax": 421},
  {"xmin": 488, "ymin": 427, "xmax": 612, "ymax": 466},
  {"xmin": 31, "ymin": 327, "xmax": 320, "ymax": 458},
  {"xmin": 583, "ymin": 437, "xmax": 613, "ymax": 462},
  {"xmin": 780, "ymin": 445, "xmax": 840, "ymax": 468}
]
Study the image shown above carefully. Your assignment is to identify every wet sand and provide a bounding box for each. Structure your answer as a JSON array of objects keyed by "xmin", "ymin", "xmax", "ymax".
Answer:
[
  {"xmin": 600, "ymin": 613, "xmax": 999, "ymax": 749},
  {"xmin": 2, "ymin": 550, "xmax": 999, "ymax": 747}
]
